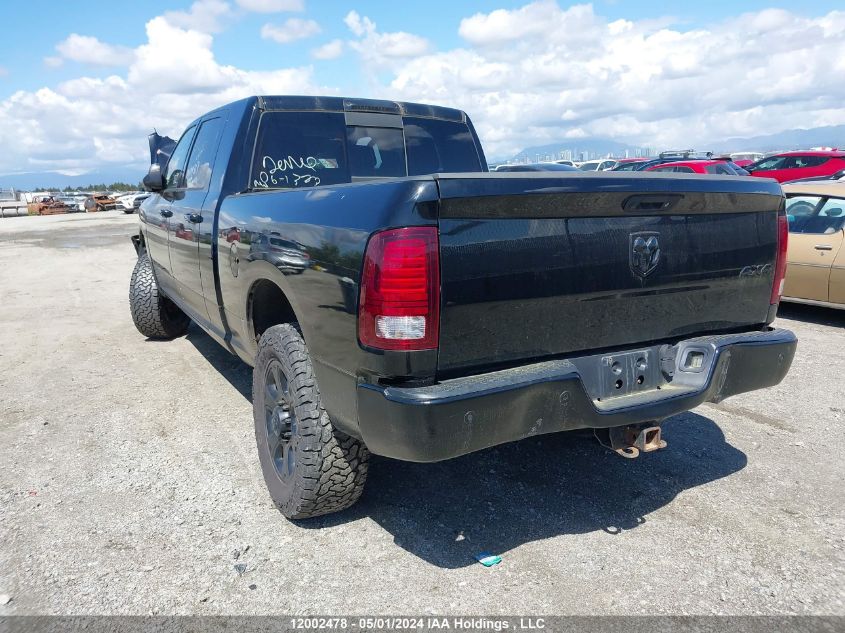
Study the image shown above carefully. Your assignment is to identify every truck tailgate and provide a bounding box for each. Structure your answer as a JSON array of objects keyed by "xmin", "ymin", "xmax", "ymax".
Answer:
[{"xmin": 435, "ymin": 173, "xmax": 784, "ymax": 375}]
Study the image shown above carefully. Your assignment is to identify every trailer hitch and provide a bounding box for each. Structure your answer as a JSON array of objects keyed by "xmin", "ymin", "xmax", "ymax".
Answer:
[{"xmin": 595, "ymin": 424, "xmax": 667, "ymax": 459}]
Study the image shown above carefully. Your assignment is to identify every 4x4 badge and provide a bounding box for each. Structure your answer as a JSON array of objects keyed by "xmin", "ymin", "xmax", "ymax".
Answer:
[{"xmin": 630, "ymin": 232, "xmax": 661, "ymax": 278}]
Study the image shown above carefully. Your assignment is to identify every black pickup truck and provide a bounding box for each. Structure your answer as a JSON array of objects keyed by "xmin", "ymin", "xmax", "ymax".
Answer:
[{"xmin": 130, "ymin": 95, "xmax": 796, "ymax": 519}]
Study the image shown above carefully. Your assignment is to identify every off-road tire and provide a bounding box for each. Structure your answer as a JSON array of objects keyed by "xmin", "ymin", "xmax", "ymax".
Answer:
[
  {"xmin": 253, "ymin": 324, "xmax": 369, "ymax": 519},
  {"xmin": 129, "ymin": 253, "xmax": 190, "ymax": 339}
]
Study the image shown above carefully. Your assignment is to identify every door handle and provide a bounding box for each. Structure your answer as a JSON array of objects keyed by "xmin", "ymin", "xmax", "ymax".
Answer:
[
  {"xmin": 160, "ymin": 209, "xmax": 173, "ymax": 218},
  {"xmin": 186, "ymin": 213, "xmax": 203, "ymax": 224},
  {"xmin": 814, "ymin": 245, "xmax": 833, "ymax": 251}
]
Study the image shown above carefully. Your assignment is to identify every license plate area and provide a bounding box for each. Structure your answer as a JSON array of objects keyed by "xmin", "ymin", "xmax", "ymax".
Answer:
[{"xmin": 597, "ymin": 349, "xmax": 661, "ymax": 400}]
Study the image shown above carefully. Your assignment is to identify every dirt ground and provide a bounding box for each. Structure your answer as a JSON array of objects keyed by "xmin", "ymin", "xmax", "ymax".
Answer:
[{"xmin": 0, "ymin": 212, "xmax": 843, "ymax": 615}]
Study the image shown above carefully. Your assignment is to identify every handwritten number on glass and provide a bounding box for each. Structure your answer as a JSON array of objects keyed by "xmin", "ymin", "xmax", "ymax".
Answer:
[{"xmin": 254, "ymin": 155, "xmax": 322, "ymax": 189}]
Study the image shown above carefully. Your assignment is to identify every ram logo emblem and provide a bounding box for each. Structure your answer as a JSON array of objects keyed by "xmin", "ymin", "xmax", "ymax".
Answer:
[{"xmin": 630, "ymin": 232, "xmax": 661, "ymax": 278}]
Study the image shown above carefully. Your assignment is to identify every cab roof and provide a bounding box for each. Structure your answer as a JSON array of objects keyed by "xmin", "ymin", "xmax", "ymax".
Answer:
[
  {"xmin": 256, "ymin": 95, "xmax": 466, "ymax": 122},
  {"xmin": 772, "ymin": 150, "xmax": 845, "ymax": 157}
]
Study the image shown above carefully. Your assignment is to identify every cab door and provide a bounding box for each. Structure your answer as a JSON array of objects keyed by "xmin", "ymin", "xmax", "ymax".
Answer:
[
  {"xmin": 167, "ymin": 116, "xmax": 225, "ymax": 325},
  {"xmin": 141, "ymin": 125, "xmax": 196, "ymax": 283},
  {"xmin": 784, "ymin": 196, "xmax": 845, "ymax": 302}
]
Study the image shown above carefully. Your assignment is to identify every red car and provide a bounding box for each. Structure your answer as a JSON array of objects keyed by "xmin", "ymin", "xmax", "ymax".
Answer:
[
  {"xmin": 645, "ymin": 160, "xmax": 742, "ymax": 175},
  {"xmin": 746, "ymin": 150, "xmax": 845, "ymax": 183}
]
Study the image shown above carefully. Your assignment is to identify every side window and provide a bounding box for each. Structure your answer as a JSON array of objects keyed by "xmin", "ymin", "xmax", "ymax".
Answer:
[
  {"xmin": 786, "ymin": 196, "xmax": 845, "ymax": 234},
  {"xmin": 704, "ymin": 164, "xmax": 731, "ymax": 175},
  {"xmin": 786, "ymin": 196, "xmax": 821, "ymax": 222},
  {"xmin": 251, "ymin": 111, "xmax": 349, "ymax": 189},
  {"xmin": 819, "ymin": 198, "xmax": 845, "ymax": 217},
  {"xmin": 782, "ymin": 156, "xmax": 825, "ymax": 169},
  {"xmin": 184, "ymin": 118, "xmax": 223, "ymax": 190},
  {"xmin": 404, "ymin": 117, "xmax": 482, "ymax": 175},
  {"xmin": 792, "ymin": 156, "xmax": 827, "ymax": 168},
  {"xmin": 806, "ymin": 198, "xmax": 845, "ymax": 235},
  {"xmin": 753, "ymin": 156, "xmax": 785, "ymax": 171},
  {"xmin": 675, "ymin": 166, "xmax": 695, "ymax": 173},
  {"xmin": 164, "ymin": 126, "xmax": 197, "ymax": 189},
  {"xmin": 347, "ymin": 126, "xmax": 406, "ymax": 178}
]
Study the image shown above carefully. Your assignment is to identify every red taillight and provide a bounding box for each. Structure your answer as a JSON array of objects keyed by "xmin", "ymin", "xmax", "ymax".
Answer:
[
  {"xmin": 771, "ymin": 213, "xmax": 789, "ymax": 305},
  {"xmin": 358, "ymin": 226, "xmax": 440, "ymax": 351}
]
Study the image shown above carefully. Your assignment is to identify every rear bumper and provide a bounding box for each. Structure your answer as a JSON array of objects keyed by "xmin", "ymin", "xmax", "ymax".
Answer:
[{"xmin": 357, "ymin": 328, "xmax": 796, "ymax": 462}]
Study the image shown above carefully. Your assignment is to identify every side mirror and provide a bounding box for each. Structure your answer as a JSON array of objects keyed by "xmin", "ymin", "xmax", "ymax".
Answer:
[{"xmin": 143, "ymin": 164, "xmax": 165, "ymax": 192}]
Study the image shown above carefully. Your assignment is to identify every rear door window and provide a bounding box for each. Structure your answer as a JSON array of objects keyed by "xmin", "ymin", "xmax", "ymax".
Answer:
[
  {"xmin": 404, "ymin": 117, "xmax": 482, "ymax": 175},
  {"xmin": 252, "ymin": 111, "xmax": 349, "ymax": 189},
  {"xmin": 704, "ymin": 163, "xmax": 733, "ymax": 175}
]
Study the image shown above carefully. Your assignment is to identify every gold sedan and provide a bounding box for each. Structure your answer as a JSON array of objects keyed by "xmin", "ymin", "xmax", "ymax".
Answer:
[{"xmin": 782, "ymin": 182, "xmax": 845, "ymax": 309}]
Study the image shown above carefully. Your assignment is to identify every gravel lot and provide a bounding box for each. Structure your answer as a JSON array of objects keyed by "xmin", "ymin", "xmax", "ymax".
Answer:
[{"xmin": 0, "ymin": 212, "xmax": 843, "ymax": 615}]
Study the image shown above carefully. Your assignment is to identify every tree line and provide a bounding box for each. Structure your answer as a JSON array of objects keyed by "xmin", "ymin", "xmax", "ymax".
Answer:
[{"xmin": 26, "ymin": 182, "xmax": 144, "ymax": 193}]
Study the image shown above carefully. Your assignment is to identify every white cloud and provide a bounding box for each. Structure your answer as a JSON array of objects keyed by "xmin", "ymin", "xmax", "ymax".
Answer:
[
  {"xmin": 3, "ymin": 1, "xmax": 845, "ymax": 179},
  {"xmin": 236, "ymin": 0, "xmax": 303, "ymax": 12},
  {"xmin": 0, "ymin": 13, "xmax": 323, "ymax": 176},
  {"xmin": 344, "ymin": 11, "xmax": 430, "ymax": 66},
  {"xmin": 261, "ymin": 18, "xmax": 321, "ymax": 44},
  {"xmin": 53, "ymin": 34, "xmax": 134, "ymax": 67},
  {"xmin": 383, "ymin": 3, "xmax": 845, "ymax": 157},
  {"xmin": 163, "ymin": 0, "xmax": 233, "ymax": 34},
  {"xmin": 43, "ymin": 56, "xmax": 63, "ymax": 68},
  {"xmin": 311, "ymin": 39, "xmax": 344, "ymax": 60},
  {"xmin": 343, "ymin": 11, "xmax": 372, "ymax": 38}
]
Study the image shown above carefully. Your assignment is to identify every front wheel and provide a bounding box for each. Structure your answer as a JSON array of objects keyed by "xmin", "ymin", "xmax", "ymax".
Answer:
[
  {"xmin": 129, "ymin": 253, "xmax": 190, "ymax": 339},
  {"xmin": 253, "ymin": 324, "xmax": 369, "ymax": 519}
]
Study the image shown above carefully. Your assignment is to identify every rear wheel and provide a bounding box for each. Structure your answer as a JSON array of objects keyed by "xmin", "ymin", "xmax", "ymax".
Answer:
[
  {"xmin": 253, "ymin": 324, "xmax": 369, "ymax": 519},
  {"xmin": 129, "ymin": 253, "xmax": 190, "ymax": 339}
]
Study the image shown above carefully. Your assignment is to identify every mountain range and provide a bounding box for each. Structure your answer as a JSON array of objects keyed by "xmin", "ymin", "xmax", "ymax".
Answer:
[
  {"xmin": 0, "ymin": 167, "xmax": 146, "ymax": 192},
  {"xmin": 504, "ymin": 124, "xmax": 845, "ymax": 164}
]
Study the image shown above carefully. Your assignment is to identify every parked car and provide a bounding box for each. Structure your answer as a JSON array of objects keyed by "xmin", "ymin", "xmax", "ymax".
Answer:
[
  {"xmin": 495, "ymin": 163, "xmax": 578, "ymax": 172},
  {"xmin": 117, "ymin": 192, "xmax": 147, "ymax": 211},
  {"xmin": 616, "ymin": 150, "xmax": 717, "ymax": 172},
  {"xmin": 131, "ymin": 194, "xmax": 150, "ymax": 213},
  {"xmin": 56, "ymin": 196, "xmax": 85, "ymax": 212},
  {"xmin": 554, "ymin": 159, "xmax": 574, "ymax": 166},
  {"xmin": 781, "ymin": 182, "xmax": 845, "ymax": 309},
  {"xmin": 128, "ymin": 95, "xmax": 795, "ymax": 519},
  {"xmin": 84, "ymin": 193, "xmax": 120, "ymax": 212},
  {"xmin": 578, "ymin": 159, "xmax": 618, "ymax": 171},
  {"xmin": 59, "ymin": 194, "xmax": 88, "ymax": 211},
  {"xmin": 746, "ymin": 151, "xmax": 845, "ymax": 183},
  {"xmin": 646, "ymin": 160, "xmax": 748, "ymax": 175},
  {"xmin": 31, "ymin": 196, "xmax": 71, "ymax": 215}
]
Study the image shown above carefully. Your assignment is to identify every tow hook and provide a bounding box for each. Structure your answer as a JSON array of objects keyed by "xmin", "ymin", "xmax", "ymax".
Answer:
[{"xmin": 595, "ymin": 424, "xmax": 667, "ymax": 459}]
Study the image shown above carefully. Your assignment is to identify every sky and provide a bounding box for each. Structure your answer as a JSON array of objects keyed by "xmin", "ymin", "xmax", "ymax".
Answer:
[{"xmin": 1, "ymin": 0, "xmax": 844, "ymax": 178}]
